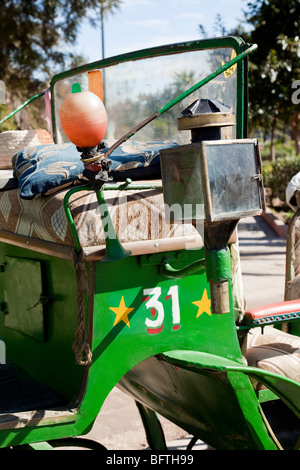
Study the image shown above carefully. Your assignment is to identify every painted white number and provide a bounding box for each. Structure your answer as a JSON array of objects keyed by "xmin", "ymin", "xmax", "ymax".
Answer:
[
  {"xmin": 143, "ymin": 285, "xmax": 181, "ymax": 333},
  {"xmin": 143, "ymin": 287, "xmax": 164, "ymax": 328},
  {"xmin": 167, "ymin": 285, "xmax": 180, "ymax": 326}
]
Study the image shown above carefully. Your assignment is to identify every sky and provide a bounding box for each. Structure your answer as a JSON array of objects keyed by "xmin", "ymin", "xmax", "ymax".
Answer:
[{"xmin": 75, "ymin": 0, "xmax": 248, "ymax": 63}]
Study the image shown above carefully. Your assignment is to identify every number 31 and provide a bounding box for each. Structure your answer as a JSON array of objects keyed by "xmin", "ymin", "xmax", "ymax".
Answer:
[{"xmin": 143, "ymin": 286, "xmax": 180, "ymax": 333}]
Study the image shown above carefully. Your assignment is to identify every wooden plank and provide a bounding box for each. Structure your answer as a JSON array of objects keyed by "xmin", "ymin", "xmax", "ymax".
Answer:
[
  {"xmin": 83, "ymin": 236, "xmax": 204, "ymax": 261},
  {"xmin": 0, "ymin": 408, "xmax": 76, "ymax": 430},
  {"xmin": 88, "ymin": 71, "xmax": 103, "ymax": 101},
  {"xmin": 0, "ymin": 230, "xmax": 73, "ymax": 260}
]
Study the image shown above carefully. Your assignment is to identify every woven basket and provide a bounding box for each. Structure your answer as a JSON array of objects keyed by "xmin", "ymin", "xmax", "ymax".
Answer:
[{"xmin": 0, "ymin": 129, "xmax": 53, "ymax": 169}]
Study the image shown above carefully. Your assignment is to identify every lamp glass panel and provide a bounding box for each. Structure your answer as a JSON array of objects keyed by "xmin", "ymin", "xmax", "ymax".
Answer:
[
  {"xmin": 160, "ymin": 145, "xmax": 205, "ymax": 222},
  {"xmin": 205, "ymin": 141, "xmax": 262, "ymax": 219}
]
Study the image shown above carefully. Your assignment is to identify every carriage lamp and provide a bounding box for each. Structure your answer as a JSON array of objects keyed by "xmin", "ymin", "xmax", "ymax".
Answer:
[
  {"xmin": 160, "ymin": 138, "xmax": 263, "ymax": 229},
  {"xmin": 60, "ymin": 90, "xmax": 130, "ymax": 261},
  {"xmin": 59, "ymin": 90, "xmax": 111, "ymax": 184},
  {"xmin": 160, "ymin": 100, "xmax": 265, "ymax": 314},
  {"xmin": 59, "ymin": 90, "xmax": 107, "ymax": 148}
]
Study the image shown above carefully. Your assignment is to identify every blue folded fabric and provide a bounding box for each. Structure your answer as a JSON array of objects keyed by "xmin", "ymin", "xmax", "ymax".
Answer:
[{"xmin": 12, "ymin": 140, "xmax": 177, "ymax": 199}]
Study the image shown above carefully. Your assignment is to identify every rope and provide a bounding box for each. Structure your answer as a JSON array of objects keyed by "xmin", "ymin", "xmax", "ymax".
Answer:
[{"xmin": 72, "ymin": 249, "xmax": 92, "ymax": 365}]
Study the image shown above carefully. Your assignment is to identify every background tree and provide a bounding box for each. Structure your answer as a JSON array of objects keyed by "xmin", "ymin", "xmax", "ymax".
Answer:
[
  {"xmin": 241, "ymin": 0, "xmax": 300, "ymax": 159},
  {"xmin": 0, "ymin": 0, "xmax": 122, "ymax": 129},
  {"xmin": 199, "ymin": 3, "xmax": 300, "ymax": 160}
]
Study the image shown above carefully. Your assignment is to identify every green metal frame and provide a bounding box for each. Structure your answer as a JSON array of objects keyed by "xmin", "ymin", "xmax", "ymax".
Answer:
[
  {"xmin": 63, "ymin": 179, "xmax": 162, "ymax": 254},
  {"xmin": 0, "ymin": 91, "xmax": 46, "ymax": 126},
  {"xmin": 0, "ymin": 36, "xmax": 251, "ymax": 138},
  {"xmin": 50, "ymin": 36, "xmax": 250, "ymax": 143}
]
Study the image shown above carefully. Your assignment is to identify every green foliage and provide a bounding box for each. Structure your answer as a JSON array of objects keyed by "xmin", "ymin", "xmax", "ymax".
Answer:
[
  {"xmin": 244, "ymin": 0, "xmax": 300, "ymax": 152},
  {"xmin": 263, "ymin": 155, "xmax": 300, "ymax": 202},
  {"xmin": 199, "ymin": 6, "xmax": 300, "ymax": 155},
  {"xmin": 260, "ymin": 140, "xmax": 296, "ymax": 161},
  {"xmin": 0, "ymin": 105, "xmax": 17, "ymax": 131},
  {"xmin": 0, "ymin": 0, "xmax": 122, "ymax": 100},
  {"xmin": 0, "ymin": 0, "xmax": 122, "ymax": 129}
]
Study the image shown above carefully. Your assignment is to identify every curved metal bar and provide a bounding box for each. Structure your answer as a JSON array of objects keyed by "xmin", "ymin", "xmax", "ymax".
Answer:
[
  {"xmin": 163, "ymin": 350, "xmax": 300, "ymax": 419},
  {"xmin": 63, "ymin": 181, "xmax": 163, "ymax": 253},
  {"xmin": 45, "ymin": 437, "xmax": 107, "ymax": 450},
  {"xmin": 285, "ymin": 207, "xmax": 300, "ymax": 284},
  {"xmin": 160, "ymin": 258, "xmax": 205, "ymax": 279},
  {"xmin": 103, "ymin": 44, "xmax": 258, "ymax": 159},
  {"xmin": 63, "ymin": 185, "xmax": 91, "ymax": 253}
]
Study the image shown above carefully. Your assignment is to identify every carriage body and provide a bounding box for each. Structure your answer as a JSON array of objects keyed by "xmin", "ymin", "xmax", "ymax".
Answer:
[{"xmin": 0, "ymin": 37, "xmax": 299, "ymax": 450}]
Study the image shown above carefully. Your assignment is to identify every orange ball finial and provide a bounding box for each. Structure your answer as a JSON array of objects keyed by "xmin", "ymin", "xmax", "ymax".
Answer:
[{"xmin": 59, "ymin": 91, "xmax": 107, "ymax": 147}]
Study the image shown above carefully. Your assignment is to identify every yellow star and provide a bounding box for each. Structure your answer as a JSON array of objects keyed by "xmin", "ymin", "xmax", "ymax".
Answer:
[
  {"xmin": 192, "ymin": 289, "xmax": 211, "ymax": 318},
  {"xmin": 109, "ymin": 296, "xmax": 134, "ymax": 327}
]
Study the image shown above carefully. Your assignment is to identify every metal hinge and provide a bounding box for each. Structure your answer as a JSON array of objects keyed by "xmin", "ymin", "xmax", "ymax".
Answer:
[
  {"xmin": 0, "ymin": 263, "xmax": 6, "ymax": 273},
  {"xmin": 26, "ymin": 296, "xmax": 48, "ymax": 311},
  {"xmin": 0, "ymin": 301, "xmax": 8, "ymax": 315},
  {"xmin": 252, "ymin": 174, "xmax": 263, "ymax": 181}
]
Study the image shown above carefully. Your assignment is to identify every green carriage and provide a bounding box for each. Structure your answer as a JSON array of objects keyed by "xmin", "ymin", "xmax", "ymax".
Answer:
[{"xmin": 0, "ymin": 36, "xmax": 299, "ymax": 450}]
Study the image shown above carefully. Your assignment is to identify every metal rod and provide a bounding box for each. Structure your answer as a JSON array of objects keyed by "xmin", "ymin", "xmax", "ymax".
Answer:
[
  {"xmin": 63, "ymin": 186, "xmax": 90, "ymax": 253},
  {"xmin": 63, "ymin": 184, "xmax": 132, "ymax": 258},
  {"xmin": 103, "ymin": 44, "xmax": 258, "ymax": 159},
  {"xmin": 0, "ymin": 90, "xmax": 46, "ymax": 126},
  {"xmin": 285, "ymin": 207, "xmax": 300, "ymax": 284},
  {"xmin": 95, "ymin": 189, "xmax": 131, "ymax": 261}
]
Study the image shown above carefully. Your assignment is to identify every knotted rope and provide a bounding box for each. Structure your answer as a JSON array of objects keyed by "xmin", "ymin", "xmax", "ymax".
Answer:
[{"xmin": 72, "ymin": 249, "xmax": 92, "ymax": 365}]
